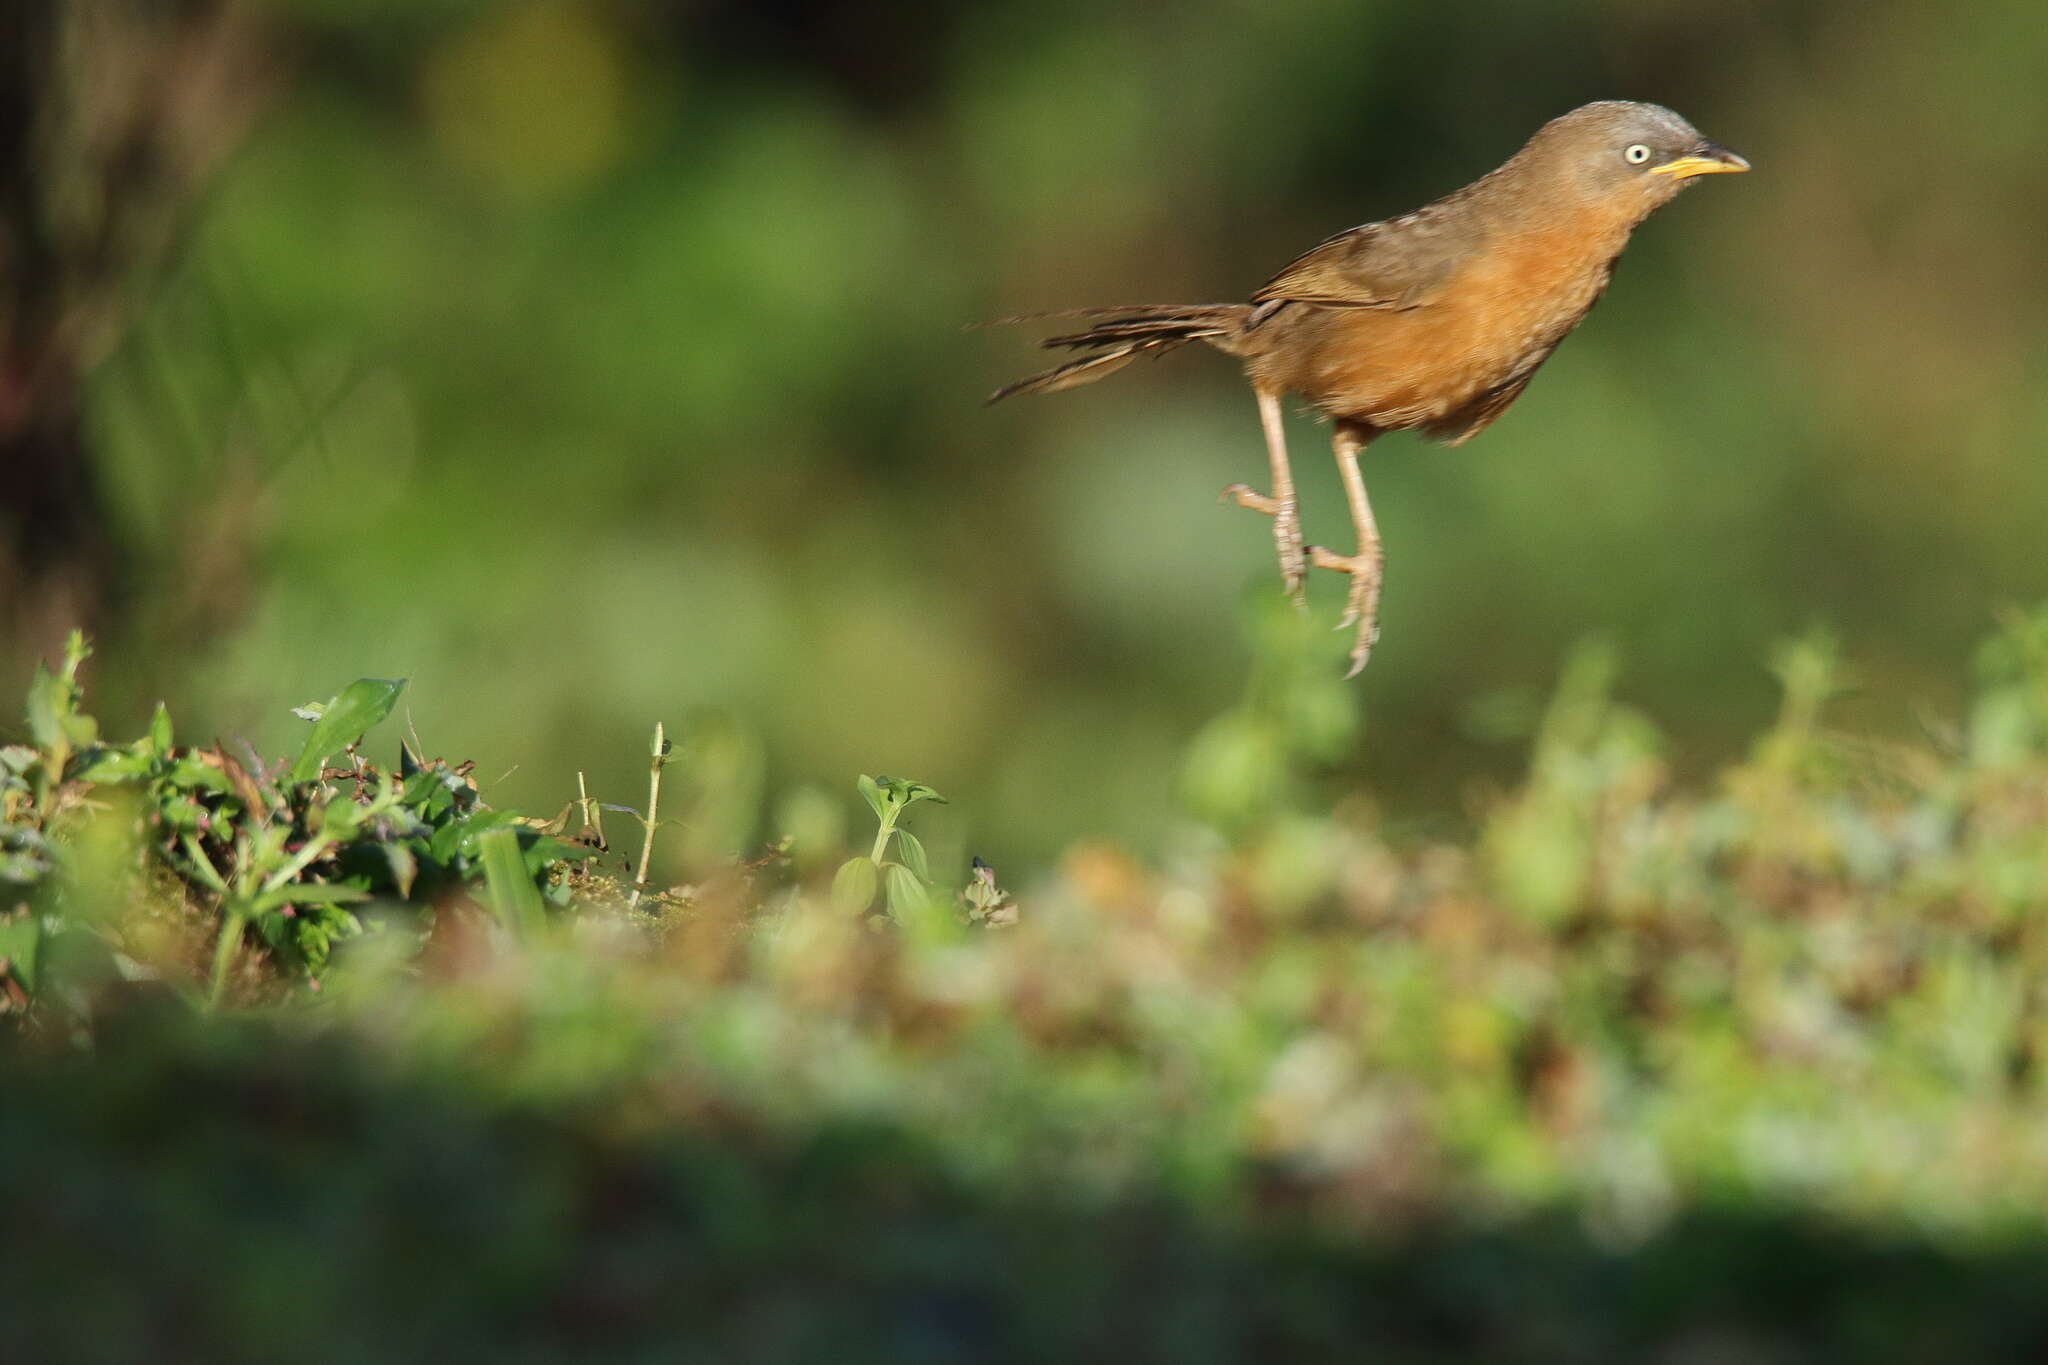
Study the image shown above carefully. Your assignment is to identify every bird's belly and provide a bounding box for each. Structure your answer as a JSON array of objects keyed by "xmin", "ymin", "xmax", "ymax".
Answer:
[
  {"xmin": 1288, "ymin": 242, "xmax": 1613, "ymax": 429},
  {"xmin": 1302, "ymin": 303, "xmax": 1559, "ymax": 426}
]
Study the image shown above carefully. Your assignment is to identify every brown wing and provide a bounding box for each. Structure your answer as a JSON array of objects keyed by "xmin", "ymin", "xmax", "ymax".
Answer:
[{"xmin": 1253, "ymin": 208, "xmax": 1476, "ymax": 312}]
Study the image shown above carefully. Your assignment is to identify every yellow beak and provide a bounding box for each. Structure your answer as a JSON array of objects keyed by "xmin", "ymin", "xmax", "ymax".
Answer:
[{"xmin": 1648, "ymin": 145, "xmax": 1751, "ymax": 179}]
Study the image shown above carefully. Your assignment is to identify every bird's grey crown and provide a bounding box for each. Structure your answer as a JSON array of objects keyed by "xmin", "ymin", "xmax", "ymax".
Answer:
[{"xmin": 1550, "ymin": 100, "xmax": 1703, "ymax": 150}]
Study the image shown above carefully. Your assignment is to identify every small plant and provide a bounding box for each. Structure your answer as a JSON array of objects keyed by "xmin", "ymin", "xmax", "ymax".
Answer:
[
  {"xmin": 3, "ymin": 633, "xmax": 587, "ymax": 1018},
  {"xmin": 832, "ymin": 774, "xmax": 946, "ymax": 921}
]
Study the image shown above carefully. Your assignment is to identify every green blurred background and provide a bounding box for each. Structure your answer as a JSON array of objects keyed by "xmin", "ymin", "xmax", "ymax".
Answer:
[{"xmin": 11, "ymin": 0, "xmax": 2048, "ymax": 870}]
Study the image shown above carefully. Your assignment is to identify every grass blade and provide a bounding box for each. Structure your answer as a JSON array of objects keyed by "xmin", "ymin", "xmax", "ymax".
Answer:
[{"xmin": 479, "ymin": 826, "xmax": 548, "ymax": 940}]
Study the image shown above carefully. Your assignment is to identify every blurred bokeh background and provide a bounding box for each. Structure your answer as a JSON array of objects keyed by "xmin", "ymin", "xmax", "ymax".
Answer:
[{"xmin": 6, "ymin": 0, "xmax": 2047, "ymax": 871}]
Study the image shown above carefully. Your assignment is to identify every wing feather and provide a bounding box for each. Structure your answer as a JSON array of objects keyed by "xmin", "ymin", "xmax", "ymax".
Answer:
[{"xmin": 1252, "ymin": 208, "xmax": 1477, "ymax": 313}]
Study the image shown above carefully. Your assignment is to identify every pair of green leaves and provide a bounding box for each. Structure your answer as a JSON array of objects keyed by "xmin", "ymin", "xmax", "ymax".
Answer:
[
  {"xmin": 834, "ymin": 775, "xmax": 947, "ymax": 918},
  {"xmin": 831, "ymin": 857, "xmax": 932, "ymax": 920},
  {"xmin": 856, "ymin": 774, "xmax": 946, "ymax": 819}
]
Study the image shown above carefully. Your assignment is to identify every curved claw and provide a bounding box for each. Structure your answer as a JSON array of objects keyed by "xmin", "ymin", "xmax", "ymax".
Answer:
[
  {"xmin": 1221, "ymin": 482, "xmax": 1282, "ymax": 515},
  {"xmin": 1308, "ymin": 544, "xmax": 1383, "ymax": 677},
  {"xmin": 1341, "ymin": 607, "xmax": 1382, "ymax": 679}
]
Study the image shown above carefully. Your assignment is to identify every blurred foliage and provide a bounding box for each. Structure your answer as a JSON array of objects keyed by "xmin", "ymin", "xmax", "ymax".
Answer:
[
  {"xmin": 9, "ymin": 1027, "xmax": 2048, "ymax": 1363},
  {"xmin": 10, "ymin": 609, "xmax": 2048, "ymax": 1352},
  {"xmin": 0, "ymin": 0, "xmax": 2032, "ymax": 878}
]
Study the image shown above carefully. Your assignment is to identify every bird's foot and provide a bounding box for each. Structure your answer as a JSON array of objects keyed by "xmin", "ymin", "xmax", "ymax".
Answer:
[
  {"xmin": 1307, "ymin": 544, "xmax": 1383, "ymax": 678},
  {"xmin": 1220, "ymin": 483, "xmax": 1307, "ymax": 606}
]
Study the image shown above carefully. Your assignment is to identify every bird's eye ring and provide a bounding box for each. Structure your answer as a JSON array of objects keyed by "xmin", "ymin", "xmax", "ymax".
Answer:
[{"xmin": 1624, "ymin": 143, "xmax": 1652, "ymax": 165}]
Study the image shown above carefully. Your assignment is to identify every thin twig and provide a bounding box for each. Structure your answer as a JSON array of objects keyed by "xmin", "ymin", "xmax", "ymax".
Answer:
[
  {"xmin": 576, "ymin": 770, "xmax": 601, "ymax": 872},
  {"xmin": 628, "ymin": 723, "xmax": 667, "ymax": 910}
]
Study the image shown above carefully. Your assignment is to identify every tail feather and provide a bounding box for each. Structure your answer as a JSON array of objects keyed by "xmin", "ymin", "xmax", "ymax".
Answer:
[
  {"xmin": 974, "ymin": 303, "xmax": 1230, "ymax": 329},
  {"xmin": 985, "ymin": 304, "xmax": 1247, "ymax": 403},
  {"xmin": 987, "ymin": 346, "xmax": 1150, "ymax": 402},
  {"xmin": 1040, "ymin": 320, "xmax": 1229, "ymax": 349}
]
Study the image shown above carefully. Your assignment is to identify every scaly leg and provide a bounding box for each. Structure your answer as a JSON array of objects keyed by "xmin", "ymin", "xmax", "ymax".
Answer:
[
  {"xmin": 1305, "ymin": 420, "xmax": 1383, "ymax": 678},
  {"xmin": 1219, "ymin": 388, "xmax": 1306, "ymax": 606}
]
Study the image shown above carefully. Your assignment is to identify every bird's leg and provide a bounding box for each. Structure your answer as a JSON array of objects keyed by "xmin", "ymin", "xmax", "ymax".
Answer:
[
  {"xmin": 1306, "ymin": 420, "xmax": 1383, "ymax": 678},
  {"xmin": 1219, "ymin": 388, "xmax": 1306, "ymax": 606}
]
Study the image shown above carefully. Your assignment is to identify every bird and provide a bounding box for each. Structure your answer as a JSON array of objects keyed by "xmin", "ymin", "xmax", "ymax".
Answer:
[{"xmin": 987, "ymin": 101, "xmax": 1747, "ymax": 676}]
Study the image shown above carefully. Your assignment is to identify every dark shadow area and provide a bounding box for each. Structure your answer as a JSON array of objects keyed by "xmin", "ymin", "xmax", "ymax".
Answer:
[{"xmin": 7, "ymin": 1011, "xmax": 2046, "ymax": 1364}]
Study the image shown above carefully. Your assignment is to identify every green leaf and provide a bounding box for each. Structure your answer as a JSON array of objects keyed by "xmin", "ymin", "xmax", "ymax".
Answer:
[
  {"xmin": 884, "ymin": 863, "xmax": 927, "ymax": 918},
  {"xmin": 0, "ymin": 911, "xmax": 40, "ymax": 992},
  {"xmin": 0, "ymin": 849, "xmax": 52, "ymax": 886},
  {"xmin": 72, "ymin": 747, "xmax": 152, "ymax": 783},
  {"xmin": 876, "ymin": 776, "xmax": 947, "ymax": 808},
  {"xmin": 61, "ymin": 630, "xmax": 91, "ymax": 677},
  {"xmin": 252, "ymin": 883, "xmax": 371, "ymax": 915},
  {"xmin": 289, "ymin": 678, "xmax": 406, "ymax": 784},
  {"xmin": 402, "ymin": 763, "xmax": 473, "ymax": 817},
  {"xmin": 157, "ymin": 794, "xmax": 211, "ymax": 831},
  {"xmin": 384, "ymin": 842, "xmax": 419, "ymax": 899},
  {"xmin": 856, "ymin": 774, "xmax": 887, "ymax": 821},
  {"xmin": 315, "ymin": 799, "xmax": 367, "ymax": 841},
  {"xmin": 520, "ymin": 835, "xmax": 584, "ymax": 876},
  {"xmin": 478, "ymin": 826, "xmax": 548, "ymax": 939},
  {"xmin": 147, "ymin": 702, "xmax": 174, "ymax": 755},
  {"xmin": 896, "ymin": 830, "xmax": 930, "ymax": 883},
  {"xmin": 24, "ymin": 662, "xmax": 59, "ymax": 750},
  {"xmin": 284, "ymin": 884, "xmax": 371, "ymax": 906},
  {"xmin": 425, "ymin": 809, "xmax": 509, "ymax": 865},
  {"xmin": 25, "ymin": 661, "xmax": 97, "ymax": 754},
  {"xmin": 831, "ymin": 855, "xmax": 878, "ymax": 914},
  {"xmin": 164, "ymin": 755, "xmax": 236, "ymax": 794}
]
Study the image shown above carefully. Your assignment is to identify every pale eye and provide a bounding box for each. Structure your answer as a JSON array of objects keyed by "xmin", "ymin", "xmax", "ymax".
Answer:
[{"xmin": 1624, "ymin": 143, "xmax": 1652, "ymax": 165}]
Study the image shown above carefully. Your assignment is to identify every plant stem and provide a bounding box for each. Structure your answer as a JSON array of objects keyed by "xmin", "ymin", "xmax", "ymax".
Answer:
[
  {"xmin": 628, "ymin": 723, "xmax": 665, "ymax": 910},
  {"xmin": 576, "ymin": 770, "xmax": 599, "ymax": 872},
  {"xmin": 207, "ymin": 906, "xmax": 247, "ymax": 1010},
  {"xmin": 180, "ymin": 834, "xmax": 230, "ymax": 895},
  {"xmin": 869, "ymin": 810, "xmax": 896, "ymax": 866},
  {"xmin": 261, "ymin": 833, "xmax": 335, "ymax": 895}
]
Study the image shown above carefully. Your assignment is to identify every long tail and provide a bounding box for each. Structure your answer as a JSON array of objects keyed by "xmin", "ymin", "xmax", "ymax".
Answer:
[{"xmin": 984, "ymin": 304, "xmax": 1249, "ymax": 403}]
